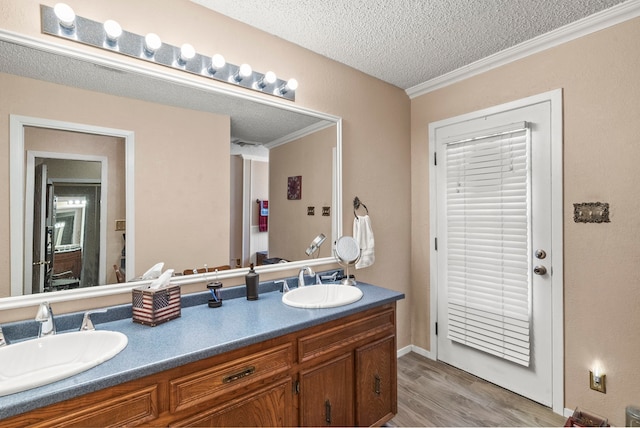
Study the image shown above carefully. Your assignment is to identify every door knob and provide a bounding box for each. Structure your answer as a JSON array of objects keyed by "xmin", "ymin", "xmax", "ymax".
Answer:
[
  {"xmin": 32, "ymin": 260, "xmax": 50, "ymax": 266},
  {"xmin": 533, "ymin": 265, "xmax": 547, "ymax": 276},
  {"xmin": 535, "ymin": 249, "xmax": 547, "ymax": 259}
]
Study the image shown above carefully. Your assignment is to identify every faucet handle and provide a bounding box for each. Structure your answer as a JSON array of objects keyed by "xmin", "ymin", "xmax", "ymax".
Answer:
[
  {"xmin": 275, "ymin": 280, "xmax": 290, "ymax": 293},
  {"xmin": 35, "ymin": 302, "xmax": 56, "ymax": 337},
  {"xmin": 80, "ymin": 309, "xmax": 108, "ymax": 331},
  {"xmin": 35, "ymin": 301, "xmax": 52, "ymax": 322}
]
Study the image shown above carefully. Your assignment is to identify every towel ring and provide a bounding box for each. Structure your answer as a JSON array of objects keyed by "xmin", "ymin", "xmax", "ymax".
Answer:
[{"xmin": 353, "ymin": 196, "xmax": 369, "ymax": 218}]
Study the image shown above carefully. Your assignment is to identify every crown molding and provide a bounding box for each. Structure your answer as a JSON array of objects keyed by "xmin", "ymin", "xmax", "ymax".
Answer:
[
  {"xmin": 406, "ymin": 0, "xmax": 640, "ymax": 99},
  {"xmin": 265, "ymin": 119, "xmax": 335, "ymax": 148}
]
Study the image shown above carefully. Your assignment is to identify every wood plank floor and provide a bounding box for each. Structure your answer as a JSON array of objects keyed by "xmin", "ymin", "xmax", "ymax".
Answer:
[{"xmin": 389, "ymin": 352, "xmax": 567, "ymax": 427}]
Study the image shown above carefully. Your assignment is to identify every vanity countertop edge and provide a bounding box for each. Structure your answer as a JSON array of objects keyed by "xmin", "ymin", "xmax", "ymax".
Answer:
[{"xmin": 0, "ymin": 281, "xmax": 404, "ymax": 419}]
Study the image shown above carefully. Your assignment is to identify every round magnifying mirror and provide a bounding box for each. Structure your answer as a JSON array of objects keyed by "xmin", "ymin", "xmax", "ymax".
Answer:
[{"xmin": 334, "ymin": 236, "xmax": 361, "ymax": 285}]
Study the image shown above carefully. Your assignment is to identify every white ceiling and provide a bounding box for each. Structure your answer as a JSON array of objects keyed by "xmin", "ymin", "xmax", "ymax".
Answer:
[{"xmin": 192, "ymin": 0, "xmax": 630, "ymax": 90}]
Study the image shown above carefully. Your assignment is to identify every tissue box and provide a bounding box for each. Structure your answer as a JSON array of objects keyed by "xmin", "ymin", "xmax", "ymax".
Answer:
[{"xmin": 132, "ymin": 284, "xmax": 181, "ymax": 326}]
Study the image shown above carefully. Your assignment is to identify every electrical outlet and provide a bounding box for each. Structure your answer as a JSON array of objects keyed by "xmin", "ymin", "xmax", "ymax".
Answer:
[{"xmin": 589, "ymin": 371, "xmax": 606, "ymax": 393}]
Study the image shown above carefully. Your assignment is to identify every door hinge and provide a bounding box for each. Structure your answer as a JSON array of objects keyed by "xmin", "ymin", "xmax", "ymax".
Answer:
[
  {"xmin": 434, "ymin": 152, "xmax": 437, "ymax": 166},
  {"xmin": 435, "ymin": 322, "xmax": 438, "ymax": 336},
  {"xmin": 435, "ymin": 237, "xmax": 438, "ymax": 251}
]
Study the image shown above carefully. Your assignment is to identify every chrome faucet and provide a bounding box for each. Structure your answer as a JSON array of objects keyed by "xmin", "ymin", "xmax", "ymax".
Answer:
[
  {"xmin": 275, "ymin": 279, "xmax": 290, "ymax": 294},
  {"xmin": 80, "ymin": 309, "xmax": 108, "ymax": 331},
  {"xmin": 35, "ymin": 302, "xmax": 56, "ymax": 337},
  {"xmin": 0, "ymin": 326, "xmax": 9, "ymax": 347},
  {"xmin": 298, "ymin": 266, "xmax": 315, "ymax": 288}
]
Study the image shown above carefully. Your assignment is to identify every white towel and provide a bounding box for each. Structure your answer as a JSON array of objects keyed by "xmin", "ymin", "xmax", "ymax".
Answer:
[{"xmin": 353, "ymin": 215, "xmax": 375, "ymax": 269}]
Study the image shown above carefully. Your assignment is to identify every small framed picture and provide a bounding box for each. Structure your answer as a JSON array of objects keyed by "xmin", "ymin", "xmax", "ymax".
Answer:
[{"xmin": 287, "ymin": 176, "xmax": 302, "ymax": 200}]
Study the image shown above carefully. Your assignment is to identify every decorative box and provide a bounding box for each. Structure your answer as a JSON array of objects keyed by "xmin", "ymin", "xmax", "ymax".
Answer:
[
  {"xmin": 564, "ymin": 408, "xmax": 609, "ymax": 427},
  {"xmin": 132, "ymin": 284, "xmax": 181, "ymax": 326}
]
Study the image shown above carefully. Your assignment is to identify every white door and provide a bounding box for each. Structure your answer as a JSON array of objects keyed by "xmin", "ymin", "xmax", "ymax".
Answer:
[{"xmin": 431, "ymin": 92, "xmax": 562, "ymax": 407}]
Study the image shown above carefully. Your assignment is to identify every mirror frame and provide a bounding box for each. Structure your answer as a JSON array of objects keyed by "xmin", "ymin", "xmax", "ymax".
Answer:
[{"xmin": 0, "ymin": 30, "xmax": 342, "ymax": 311}]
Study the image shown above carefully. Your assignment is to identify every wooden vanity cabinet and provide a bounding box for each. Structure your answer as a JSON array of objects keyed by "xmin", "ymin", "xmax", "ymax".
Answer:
[
  {"xmin": 2, "ymin": 303, "xmax": 397, "ymax": 427},
  {"xmin": 355, "ymin": 335, "xmax": 397, "ymax": 426},
  {"xmin": 299, "ymin": 353, "xmax": 354, "ymax": 426}
]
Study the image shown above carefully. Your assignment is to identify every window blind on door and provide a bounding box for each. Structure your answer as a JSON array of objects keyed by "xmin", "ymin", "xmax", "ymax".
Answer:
[{"xmin": 444, "ymin": 122, "xmax": 531, "ymax": 367}]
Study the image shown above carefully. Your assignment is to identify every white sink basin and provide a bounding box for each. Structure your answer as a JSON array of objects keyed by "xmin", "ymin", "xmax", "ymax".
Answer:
[
  {"xmin": 282, "ymin": 284, "xmax": 363, "ymax": 309},
  {"xmin": 0, "ymin": 330, "xmax": 128, "ymax": 397}
]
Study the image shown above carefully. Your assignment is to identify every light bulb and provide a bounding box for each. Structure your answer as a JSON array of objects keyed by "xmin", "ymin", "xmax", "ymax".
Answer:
[
  {"xmin": 211, "ymin": 54, "xmax": 226, "ymax": 70},
  {"xmin": 179, "ymin": 43, "xmax": 196, "ymax": 64},
  {"xmin": 265, "ymin": 71, "xmax": 277, "ymax": 84},
  {"xmin": 144, "ymin": 33, "xmax": 162, "ymax": 55},
  {"xmin": 278, "ymin": 77, "xmax": 298, "ymax": 94},
  {"xmin": 286, "ymin": 78, "xmax": 298, "ymax": 91},
  {"xmin": 103, "ymin": 20, "xmax": 122, "ymax": 44},
  {"xmin": 54, "ymin": 3, "xmax": 76, "ymax": 30},
  {"xmin": 233, "ymin": 63, "xmax": 252, "ymax": 82},
  {"xmin": 257, "ymin": 71, "xmax": 277, "ymax": 88},
  {"xmin": 239, "ymin": 63, "xmax": 252, "ymax": 78}
]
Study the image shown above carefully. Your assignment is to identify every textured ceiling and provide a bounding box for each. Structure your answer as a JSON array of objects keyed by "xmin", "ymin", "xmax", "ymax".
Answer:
[{"xmin": 192, "ymin": 0, "xmax": 629, "ymax": 90}]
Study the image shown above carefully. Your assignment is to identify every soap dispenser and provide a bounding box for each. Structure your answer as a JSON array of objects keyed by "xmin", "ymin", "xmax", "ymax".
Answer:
[{"xmin": 246, "ymin": 263, "xmax": 259, "ymax": 300}]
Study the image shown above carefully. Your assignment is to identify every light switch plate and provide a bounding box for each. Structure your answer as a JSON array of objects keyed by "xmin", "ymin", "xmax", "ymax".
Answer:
[{"xmin": 573, "ymin": 202, "xmax": 610, "ymax": 223}]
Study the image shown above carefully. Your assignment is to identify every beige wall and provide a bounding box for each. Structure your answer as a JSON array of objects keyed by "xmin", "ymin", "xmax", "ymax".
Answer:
[
  {"xmin": 411, "ymin": 17, "xmax": 640, "ymax": 425},
  {"xmin": 0, "ymin": 0, "xmax": 411, "ymax": 351},
  {"xmin": 269, "ymin": 126, "xmax": 334, "ymax": 261}
]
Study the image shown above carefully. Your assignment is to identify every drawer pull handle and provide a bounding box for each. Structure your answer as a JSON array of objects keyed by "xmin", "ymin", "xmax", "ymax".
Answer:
[
  {"xmin": 325, "ymin": 399, "xmax": 332, "ymax": 424},
  {"xmin": 374, "ymin": 374, "xmax": 381, "ymax": 395},
  {"xmin": 223, "ymin": 366, "xmax": 255, "ymax": 383}
]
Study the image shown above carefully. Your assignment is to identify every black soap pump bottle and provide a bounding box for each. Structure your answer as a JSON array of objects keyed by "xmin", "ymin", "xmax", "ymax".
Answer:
[{"xmin": 246, "ymin": 263, "xmax": 259, "ymax": 300}]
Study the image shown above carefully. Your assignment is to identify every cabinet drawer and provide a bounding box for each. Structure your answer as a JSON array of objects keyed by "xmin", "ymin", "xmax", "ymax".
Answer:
[
  {"xmin": 20, "ymin": 385, "xmax": 159, "ymax": 428},
  {"xmin": 170, "ymin": 377, "xmax": 293, "ymax": 427},
  {"xmin": 169, "ymin": 343, "xmax": 292, "ymax": 413},
  {"xmin": 298, "ymin": 307, "xmax": 395, "ymax": 363}
]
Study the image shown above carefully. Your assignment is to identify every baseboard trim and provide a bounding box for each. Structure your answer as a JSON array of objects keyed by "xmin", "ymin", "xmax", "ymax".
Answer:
[
  {"xmin": 396, "ymin": 345, "xmax": 412, "ymax": 358},
  {"xmin": 397, "ymin": 344, "xmax": 432, "ymax": 360}
]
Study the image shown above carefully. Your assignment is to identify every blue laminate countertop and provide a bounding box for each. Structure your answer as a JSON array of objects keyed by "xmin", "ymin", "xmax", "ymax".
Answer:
[{"xmin": 0, "ymin": 280, "xmax": 403, "ymax": 420}]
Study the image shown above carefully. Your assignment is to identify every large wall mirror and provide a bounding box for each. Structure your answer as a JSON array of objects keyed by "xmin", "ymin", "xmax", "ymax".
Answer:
[{"xmin": 0, "ymin": 32, "xmax": 342, "ymax": 309}]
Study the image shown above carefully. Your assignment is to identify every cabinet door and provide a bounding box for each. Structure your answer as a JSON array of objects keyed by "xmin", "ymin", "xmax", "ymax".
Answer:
[
  {"xmin": 300, "ymin": 353, "xmax": 354, "ymax": 427},
  {"xmin": 355, "ymin": 335, "xmax": 396, "ymax": 427},
  {"xmin": 171, "ymin": 378, "xmax": 293, "ymax": 427}
]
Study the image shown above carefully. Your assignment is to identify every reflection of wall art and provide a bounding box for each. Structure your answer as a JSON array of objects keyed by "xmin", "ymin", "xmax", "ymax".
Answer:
[{"xmin": 288, "ymin": 176, "xmax": 302, "ymax": 200}]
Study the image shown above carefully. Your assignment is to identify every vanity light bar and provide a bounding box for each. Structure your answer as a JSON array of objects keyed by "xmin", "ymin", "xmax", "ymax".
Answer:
[{"xmin": 40, "ymin": 4, "xmax": 297, "ymax": 101}]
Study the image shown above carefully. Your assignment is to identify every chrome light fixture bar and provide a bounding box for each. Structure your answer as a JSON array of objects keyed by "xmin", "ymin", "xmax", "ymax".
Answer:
[{"xmin": 41, "ymin": 4, "xmax": 297, "ymax": 101}]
